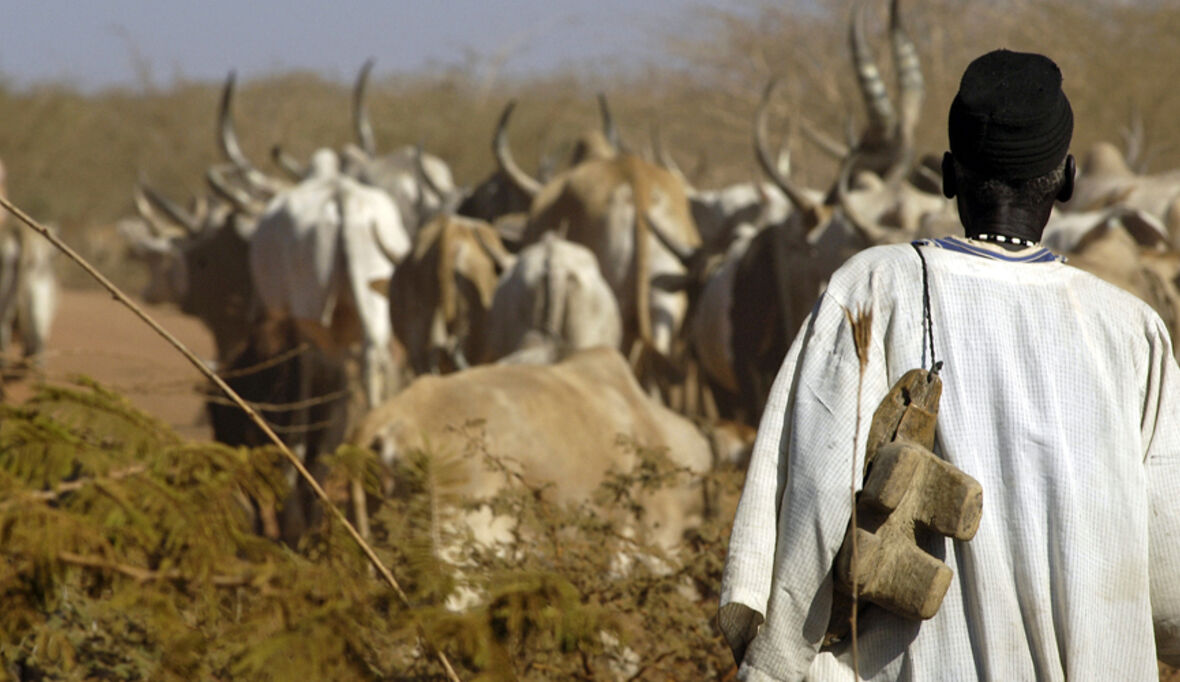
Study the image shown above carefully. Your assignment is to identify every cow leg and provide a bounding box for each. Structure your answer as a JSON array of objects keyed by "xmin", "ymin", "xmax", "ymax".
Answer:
[
  {"xmin": 19, "ymin": 271, "xmax": 57, "ymax": 363},
  {"xmin": 0, "ymin": 311, "xmax": 12, "ymax": 363},
  {"xmin": 344, "ymin": 268, "xmax": 394, "ymax": 407},
  {"xmin": 0, "ymin": 234, "xmax": 19, "ymax": 364},
  {"xmin": 648, "ymin": 289, "xmax": 683, "ymax": 359},
  {"xmin": 700, "ymin": 379, "xmax": 721, "ymax": 422},
  {"xmin": 683, "ymin": 356, "xmax": 701, "ymax": 418},
  {"xmin": 647, "ymin": 288, "xmax": 687, "ymax": 404}
]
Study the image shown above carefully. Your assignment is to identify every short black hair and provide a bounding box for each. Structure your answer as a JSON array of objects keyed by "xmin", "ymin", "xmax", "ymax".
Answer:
[{"xmin": 954, "ymin": 157, "xmax": 1067, "ymax": 211}]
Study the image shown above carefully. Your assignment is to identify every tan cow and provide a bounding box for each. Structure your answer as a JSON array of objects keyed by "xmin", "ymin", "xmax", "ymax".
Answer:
[
  {"xmin": 353, "ymin": 346, "xmax": 713, "ymax": 554},
  {"xmin": 383, "ymin": 213, "xmax": 511, "ymax": 375},
  {"xmin": 494, "ymin": 100, "xmax": 702, "ymax": 374},
  {"xmin": 1061, "ymin": 140, "xmax": 1180, "ymax": 247},
  {"xmin": 1065, "ymin": 219, "xmax": 1180, "ymax": 351}
]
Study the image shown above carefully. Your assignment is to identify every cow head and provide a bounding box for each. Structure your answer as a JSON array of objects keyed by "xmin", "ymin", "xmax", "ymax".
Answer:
[
  {"xmin": 343, "ymin": 60, "xmax": 459, "ymax": 235},
  {"xmin": 121, "ymin": 183, "xmax": 256, "ymax": 359}
]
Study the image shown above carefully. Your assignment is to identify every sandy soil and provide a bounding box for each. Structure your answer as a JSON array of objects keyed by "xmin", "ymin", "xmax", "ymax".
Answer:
[{"xmin": 2, "ymin": 287, "xmax": 215, "ymax": 441}]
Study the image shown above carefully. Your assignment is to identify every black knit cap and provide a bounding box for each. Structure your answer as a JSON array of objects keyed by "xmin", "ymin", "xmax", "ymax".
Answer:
[{"xmin": 948, "ymin": 49, "xmax": 1073, "ymax": 180}]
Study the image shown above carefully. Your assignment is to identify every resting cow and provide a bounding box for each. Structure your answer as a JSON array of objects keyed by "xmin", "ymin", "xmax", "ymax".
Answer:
[{"xmin": 353, "ymin": 347, "xmax": 712, "ymax": 554}]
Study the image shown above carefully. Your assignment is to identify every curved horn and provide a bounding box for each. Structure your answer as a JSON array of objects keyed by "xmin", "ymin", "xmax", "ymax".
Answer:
[
  {"xmin": 493, "ymin": 100, "xmax": 543, "ymax": 198},
  {"xmin": 352, "ymin": 58, "xmax": 377, "ymax": 157},
  {"xmin": 217, "ymin": 72, "xmax": 252, "ymax": 172},
  {"xmin": 472, "ymin": 223, "xmax": 517, "ymax": 273},
  {"xmin": 836, "ymin": 152, "xmax": 892, "ymax": 244},
  {"xmin": 652, "ymin": 122, "xmax": 694, "ymax": 191},
  {"xmin": 597, "ymin": 92, "xmax": 621, "ymax": 151},
  {"xmin": 849, "ymin": 0, "xmax": 895, "ymax": 146},
  {"xmin": 799, "ymin": 116, "xmax": 850, "ymax": 161},
  {"xmin": 217, "ymin": 71, "xmax": 281, "ymax": 195},
  {"xmin": 141, "ymin": 183, "xmax": 200, "ymax": 234},
  {"xmin": 413, "ymin": 142, "xmax": 448, "ymax": 207},
  {"xmin": 754, "ymin": 79, "xmax": 822, "ymax": 225},
  {"xmin": 132, "ymin": 183, "xmax": 168, "ymax": 238},
  {"xmin": 411, "ymin": 143, "xmax": 431, "ymax": 223},
  {"xmin": 206, "ymin": 164, "xmax": 263, "ymax": 215},
  {"xmin": 1121, "ymin": 104, "xmax": 1145, "ymax": 172},
  {"xmin": 646, "ymin": 207, "xmax": 698, "ymax": 268},
  {"xmin": 271, "ymin": 144, "xmax": 307, "ymax": 180},
  {"xmin": 887, "ymin": 0, "xmax": 923, "ymax": 182},
  {"xmin": 369, "ymin": 217, "xmax": 405, "ymax": 266}
]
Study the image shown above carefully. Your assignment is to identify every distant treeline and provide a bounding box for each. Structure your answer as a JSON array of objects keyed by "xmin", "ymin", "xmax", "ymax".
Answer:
[{"xmin": 0, "ymin": 0, "xmax": 1175, "ymax": 247}]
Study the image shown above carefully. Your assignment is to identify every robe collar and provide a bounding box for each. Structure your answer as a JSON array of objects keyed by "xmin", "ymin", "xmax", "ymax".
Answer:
[{"xmin": 912, "ymin": 235, "xmax": 1064, "ymax": 263}]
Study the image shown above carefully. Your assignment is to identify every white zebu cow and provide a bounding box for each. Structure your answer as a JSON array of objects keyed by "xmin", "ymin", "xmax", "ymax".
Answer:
[
  {"xmin": 250, "ymin": 149, "xmax": 410, "ymax": 407},
  {"xmin": 485, "ymin": 232, "xmax": 622, "ymax": 362},
  {"xmin": 0, "ymin": 223, "xmax": 58, "ymax": 363},
  {"xmin": 341, "ymin": 60, "xmax": 457, "ymax": 239}
]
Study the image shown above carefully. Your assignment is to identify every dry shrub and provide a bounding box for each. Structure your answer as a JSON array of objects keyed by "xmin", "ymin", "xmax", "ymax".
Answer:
[{"xmin": 0, "ymin": 379, "xmax": 744, "ymax": 680}]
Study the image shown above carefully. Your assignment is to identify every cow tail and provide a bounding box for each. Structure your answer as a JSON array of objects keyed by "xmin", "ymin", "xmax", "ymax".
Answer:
[
  {"xmin": 438, "ymin": 218, "xmax": 458, "ymax": 329},
  {"xmin": 632, "ymin": 170, "xmax": 654, "ymax": 349},
  {"xmin": 332, "ymin": 187, "xmax": 350, "ymax": 332},
  {"xmin": 542, "ymin": 236, "xmax": 566, "ymax": 341}
]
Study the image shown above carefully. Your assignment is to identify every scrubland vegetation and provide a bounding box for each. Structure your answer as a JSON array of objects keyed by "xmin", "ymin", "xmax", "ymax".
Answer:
[{"xmin": 2, "ymin": 1, "xmax": 1179, "ymax": 678}]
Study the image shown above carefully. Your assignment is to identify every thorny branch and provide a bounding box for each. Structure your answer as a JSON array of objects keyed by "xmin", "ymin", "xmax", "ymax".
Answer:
[{"xmin": 0, "ymin": 465, "xmax": 148, "ymax": 512}]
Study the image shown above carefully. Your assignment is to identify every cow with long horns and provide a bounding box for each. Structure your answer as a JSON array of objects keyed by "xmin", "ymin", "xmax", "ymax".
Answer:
[
  {"xmin": 119, "ymin": 183, "xmax": 257, "ymax": 363},
  {"xmin": 493, "ymin": 96, "xmax": 702, "ymax": 393}
]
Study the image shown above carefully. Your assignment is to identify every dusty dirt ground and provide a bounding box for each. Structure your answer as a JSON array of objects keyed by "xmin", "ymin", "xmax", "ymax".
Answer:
[{"xmin": 1, "ymin": 287, "xmax": 215, "ymax": 441}]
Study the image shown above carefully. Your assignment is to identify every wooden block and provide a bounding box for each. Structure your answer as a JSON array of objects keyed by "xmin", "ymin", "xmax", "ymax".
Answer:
[{"xmin": 862, "ymin": 442, "xmax": 984, "ymax": 541}]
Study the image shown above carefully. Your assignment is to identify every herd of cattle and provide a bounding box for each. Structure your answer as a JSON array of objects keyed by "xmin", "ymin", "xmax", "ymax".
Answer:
[{"xmin": 4, "ymin": 0, "xmax": 1180, "ymax": 552}]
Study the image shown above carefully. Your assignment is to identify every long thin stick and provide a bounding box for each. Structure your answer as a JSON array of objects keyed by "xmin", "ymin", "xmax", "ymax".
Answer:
[
  {"xmin": 0, "ymin": 197, "xmax": 462, "ymax": 682},
  {"xmin": 844, "ymin": 305, "xmax": 872, "ymax": 681}
]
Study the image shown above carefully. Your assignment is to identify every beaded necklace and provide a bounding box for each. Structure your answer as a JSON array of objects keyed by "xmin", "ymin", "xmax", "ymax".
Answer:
[{"xmin": 971, "ymin": 233, "xmax": 1038, "ymax": 248}]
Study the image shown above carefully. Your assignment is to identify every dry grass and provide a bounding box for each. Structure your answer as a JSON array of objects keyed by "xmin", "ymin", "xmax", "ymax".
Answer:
[{"xmin": 2, "ymin": 0, "xmax": 1179, "ymax": 291}]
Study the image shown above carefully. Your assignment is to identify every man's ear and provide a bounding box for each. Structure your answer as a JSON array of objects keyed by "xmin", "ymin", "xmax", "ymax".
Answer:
[
  {"xmin": 1057, "ymin": 154, "xmax": 1075, "ymax": 203},
  {"xmin": 941, "ymin": 152, "xmax": 957, "ymax": 199}
]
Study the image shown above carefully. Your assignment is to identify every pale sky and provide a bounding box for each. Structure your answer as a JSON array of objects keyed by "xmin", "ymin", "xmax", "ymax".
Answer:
[{"xmin": 1, "ymin": 1, "xmax": 758, "ymax": 91}]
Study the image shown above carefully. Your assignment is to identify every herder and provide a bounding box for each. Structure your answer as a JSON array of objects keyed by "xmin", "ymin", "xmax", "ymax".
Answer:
[{"xmin": 719, "ymin": 49, "xmax": 1180, "ymax": 680}]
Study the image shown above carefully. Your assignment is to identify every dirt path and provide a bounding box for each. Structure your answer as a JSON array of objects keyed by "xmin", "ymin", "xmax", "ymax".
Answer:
[{"xmin": 2, "ymin": 287, "xmax": 216, "ymax": 441}]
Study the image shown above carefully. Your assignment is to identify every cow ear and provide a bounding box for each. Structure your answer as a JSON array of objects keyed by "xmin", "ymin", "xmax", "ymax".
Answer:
[
  {"xmin": 368, "ymin": 278, "xmax": 391, "ymax": 297},
  {"xmin": 117, "ymin": 218, "xmax": 171, "ymax": 256},
  {"xmin": 940, "ymin": 152, "xmax": 957, "ymax": 199},
  {"xmin": 1057, "ymin": 154, "xmax": 1076, "ymax": 203},
  {"xmin": 231, "ymin": 214, "xmax": 257, "ymax": 241},
  {"xmin": 1117, "ymin": 209, "xmax": 1167, "ymax": 249}
]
